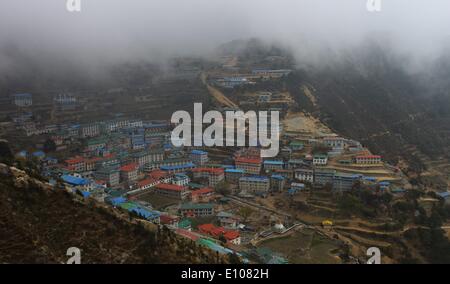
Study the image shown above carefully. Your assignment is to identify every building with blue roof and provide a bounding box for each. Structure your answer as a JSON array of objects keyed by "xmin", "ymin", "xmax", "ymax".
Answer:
[
  {"xmin": 109, "ymin": 196, "xmax": 127, "ymax": 206},
  {"xmin": 190, "ymin": 149, "xmax": 209, "ymax": 166},
  {"xmin": 13, "ymin": 93, "xmax": 32, "ymax": 107},
  {"xmin": 270, "ymin": 174, "xmax": 286, "ymax": 192},
  {"xmin": 160, "ymin": 163, "xmax": 195, "ymax": 173},
  {"xmin": 225, "ymin": 168, "xmax": 245, "ymax": 184},
  {"xmin": 61, "ymin": 175, "xmax": 89, "ymax": 186},
  {"xmin": 172, "ymin": 173, "xmax": 190, "ymax": 186},
  {"xmin": 333, "ymin": 172, "xmax": 360, "ymax": 191},
  {"xmin": 32, "ymin": 151, "xmax": 46, "ymax": 159},
  {"xmin": 131, "ymin": 207, "xmax": 161, "ymax": 223},
  {"xmin": 263, "ymin": 160, "xmax": 284, "ymax": 171},
  {"xmin": 61, "ymin": 175, "xmax": 93, "ymax": 192}
]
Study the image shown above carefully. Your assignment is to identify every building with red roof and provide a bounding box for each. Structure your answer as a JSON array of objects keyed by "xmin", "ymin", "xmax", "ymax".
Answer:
[
  {"xmin": 160, "ymin": 214, "xmax": 180, "ymax": 227},
  {"xmin": 234, "ymin": 157, "xmax": 262, "ymax": 175},
  {"xmin": 191, "ymin": 168, "xmax": 225, "ymax": 187},
  {"xmin": 197, "ymin": 223, "xmax": 216, "ymax": 235},
  {"xmin": 197, "ymin": 224, "xmax": 241, "ymax": 245},
  {"xmin": 137, "ymin": 177, "xmax": 159, "ymax": 190},
  {"xmin": 154, "ymin": 183, "xmax": 190, "ymax": 200},
  {"xmin": 120, "ymin": 163, "xmax": 138, "ymax": 183},
  {"xmin": 65, "ymin": 156, "xmax": 86, "ymax": 172},
  {"xmin": 223, "ymin": 230, "xmax": 241, "ymax": 245},
  {"xmin": 191, "ymin": 187, "xmax": 214, "ymax": 203}
]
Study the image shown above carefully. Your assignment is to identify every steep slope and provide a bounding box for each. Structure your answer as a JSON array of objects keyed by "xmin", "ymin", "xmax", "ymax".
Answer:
[
  {"xmin": 0, "ymin": 165, "xmax": 226, "ymax": 264},
  {"xmin": 284, "ymin": 46, "xmax": 450, "ymax": 177}
]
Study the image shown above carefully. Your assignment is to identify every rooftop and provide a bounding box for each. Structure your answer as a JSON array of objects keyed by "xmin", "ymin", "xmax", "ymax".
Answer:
[
  {"xmin": 180, "ymin": 203, "xmax": 213, "ymax": 210},
  {"xmin": 155, "ymin": 183, "xmax": 186, "ymax": 192}
]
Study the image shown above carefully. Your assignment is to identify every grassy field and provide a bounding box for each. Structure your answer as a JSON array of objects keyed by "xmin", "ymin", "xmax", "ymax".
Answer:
[
  {"xmin": 134, "ymin": 192, "xmax": 179, "ymax": 210},
  {"xmin": 258, "ymin": 228, "xmax": 342, "ymax": 264}
]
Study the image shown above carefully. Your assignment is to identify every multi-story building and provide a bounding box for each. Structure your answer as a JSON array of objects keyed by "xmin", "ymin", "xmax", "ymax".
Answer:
[
  {"xmin": 224, "ymin": 168, "xmax": 245, "ymax": 184},
  {"xmin": 294, "ymin": 168, "xmax": 314, "ymax": 183},
  {"xmin": 313, "ymin": 154, "xmax": 328, "ymax": 166},
  {"xmin": 65, "ymin": 156, "xmax": 86, "ymax": 172},
  {"xmin": 190, "ymin": 150, "xmax": 209, "ymax": 166},
  {"xmin": 263, "ymin": 160, "xmax": 284, "ymax": 171},
  {"xmin": 136, "ymin": 178, "xmax": 160, "ymax": 191},
  {"xmin": 239, "ymin": 176, "xmax": 270, "ymax": 194},
  {"xmin": 333, "ymin": 173, "xmax": 360, "ymax": 191},
  {"xmin": 94, "ymin": 167, "xmax": 120, "ymax": 187},
  {"xmin": 145, "ymin": 157, "xmax": 192, "ymax": 171},
  {"xmin": 287, "ymin": 159, "xmax": 307, "ymax": 169},
  {"xmin": 191, "ymin": 168, "xmax": 225, "ymax": 187},
  {"xmin": 190, "ymin": 188, "xmax": 214, "ymax": 203},
  {"xmin": 179, "ymin": 203, "xmax": 214, "ymax": 217},
  {"xmin": 86, "ymin": 137, "xmax": 107, "ymax": 152},
  {"xmin": 251, "ymin": 69, "xmax": 292, "ymax": 78},
  {"xmin": 270, "ymin": 175, "xmax": 286, "ymax": 192},
  {"xmin": 323, "ymin": 136, "xmax": 346, "ymax": 149},
  {"xmin": 172, "ymin": 173, "xmax": 190, "ymax": 186},
  {"xmin": 130, "ymin": 149, "xmax": 164, "ymax": 168},
  {"xmin": 235, "ymin": 157, "xmax": 262, "ymax": 175},
  {"xmin": 120, "ymin": 163, "xmax": 139, "ymax": 183},
  {"xmin": 160, "ymin": 163, "xmax": 196, "ymax": 174},
  {"xmin": 81, "ymin": 124, "xmax": 100, "ymax": 138},
  {"xmin": 289, "ymin": 141, "xmax": 304, "ymax": 151},
  {"xmin": 272, "ymin": 169, "xmax": 294, "ymax": 180},
  {"xmin": 353, "ymin": 155, "xmax": 382, "ymax": 165},
  {"xmin": 154, "ymin": 183, "xmax": 190, "ymax": 200},
  {"xmin": 314, "ymin": 169, "xmax": 336, "ymax": 186},
  {"xmin": 13, "ymin": 93, "xmax": 32, "ymax": 107}
]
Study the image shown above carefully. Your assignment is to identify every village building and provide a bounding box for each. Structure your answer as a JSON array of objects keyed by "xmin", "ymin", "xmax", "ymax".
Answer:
[
  {"xmin": 239, "ymin": 176, "xmax": 270, "ymax": 194},
  {"xmin": 191, "ymin": 168, "xmax": 225, "ymax": 187},
  {"xmin": 154, "ymin": 183, "xmax": 190, "ymax": 200},
  {"xmin": 189, "ymin": 149, "xmax": 209, "ymax": 166},
  {"xmin": 235, "ymin": 157, "xmax": 262, "ymax": 175},
  {"xmin": 136, "ymin": 177, "xmax": 159, "ymax": 191},
  {"xmin": 313, "ymin": 154, "xmax": 328, "ymax": 166},
  {"xmin": 65, "ymin": 156, "xmax": 86, "ymax": 172},
  {"xmin": 294, "ymin": 168, "xmax": 314, "ymax": 183},
  {"xmin": 224, "ymin": 168, "xmax": 245, "ymax": 184},
  {"xmin": 172, "ymin": 173, "xmax": 190, "ymax": 186},
  {"xmin": 13, "ymin": 93, "xmax": 32, "ymax": 107},
  {"xmin": 94, "ymin": 166, "xmax": 120, "ymax": 187},
  {"xmin": 314, "ymin": 169, "xmax": 336, "ymax": 186},
  {"xmin": 333, "ymin": 173, "xmax": 360, "ymax": 191},
  {"xmin": 120, "ymin": 163, "xmax": 139, "ymax": 183},
  {"xmin": 191, "ymin": 187, "xmax": 215, "ymax": 203},
  {"xmin": 180, "ymin": 203, "xmax": 214, "ymax": 217},
  {"xmin": 270, "ymin": 175, "xmax": 286, "ymax": 192},
  {"xmin": 353, "ymin": 155, "xmax": 382, "ymax": 165},
  {"xmin": 289, "ymin": 141, "xmax": 304, "ymax": 151},
  {"xmin": 263, "ymin": 160, "xmax": 284, "ymax": 171},
  {"xmin": 80, "ymin": 123, "xmax": 100, "ymax": 138}
]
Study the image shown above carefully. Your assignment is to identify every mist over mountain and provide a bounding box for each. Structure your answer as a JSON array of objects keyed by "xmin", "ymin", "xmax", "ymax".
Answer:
[{"xmin": 1, "ymin": 0, "xmax": 450, "ymax": 84}]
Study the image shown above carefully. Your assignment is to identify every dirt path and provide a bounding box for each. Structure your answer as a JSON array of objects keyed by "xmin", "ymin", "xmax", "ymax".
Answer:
[{"xmin": 201, "ymin": 72, "xmax": 239, "ymax": 108}]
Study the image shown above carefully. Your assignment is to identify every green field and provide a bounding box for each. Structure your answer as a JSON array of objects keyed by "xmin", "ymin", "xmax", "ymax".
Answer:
[{"xmin": 258, "ymin": 228, "xmax": 342, "ymax": 264}]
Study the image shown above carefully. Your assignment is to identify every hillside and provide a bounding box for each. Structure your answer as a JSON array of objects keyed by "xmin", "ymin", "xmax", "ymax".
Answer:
[
  {"xmin": 0, "ymin": 165, "xmax": 225, "ymax": 264},
  {"xmin": 283, "ymin": 45, "xmax": 450, "ymax": 181}
]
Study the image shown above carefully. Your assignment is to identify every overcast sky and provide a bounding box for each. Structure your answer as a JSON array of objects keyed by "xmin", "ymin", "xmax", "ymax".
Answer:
[{"xmin": 1, "ymin": 0, "xmax": 450, "ymax": 73}]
